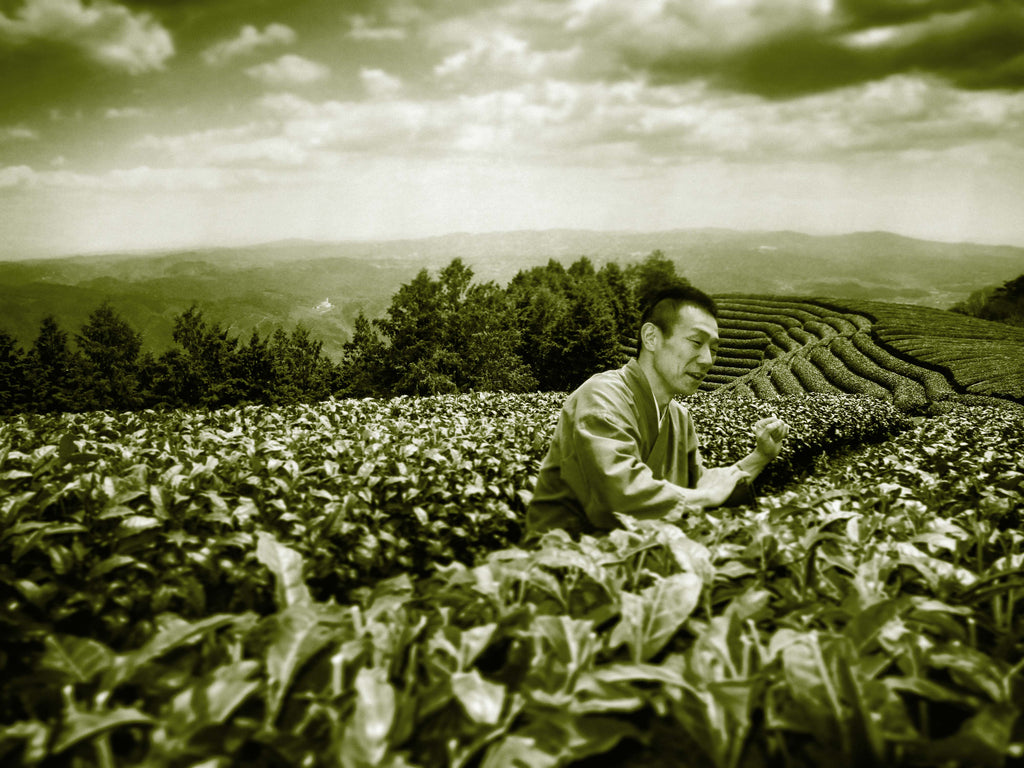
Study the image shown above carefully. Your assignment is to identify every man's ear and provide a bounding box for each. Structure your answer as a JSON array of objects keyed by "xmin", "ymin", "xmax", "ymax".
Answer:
[{"xmin": 640, "ymin": 322, "xmax": 659, "ymax": 353}]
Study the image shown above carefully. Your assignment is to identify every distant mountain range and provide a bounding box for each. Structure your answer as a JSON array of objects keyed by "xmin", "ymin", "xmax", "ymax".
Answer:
[{"xmin": 2, "ymin": 229, "xmax": 1022, "ymax": 360}]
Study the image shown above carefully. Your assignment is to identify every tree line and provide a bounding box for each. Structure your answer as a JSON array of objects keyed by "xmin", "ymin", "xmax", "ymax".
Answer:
[
  {"xmin": 952, "ymin": 273, "xmax": 1024, "ymax": 327},
  {"xmin": 0, "ymin": 252, "xmax": 683, "ymax": 414},
  {"xmin": 0, "ymin": 303, "xmax": 339, "ymax": 415}
]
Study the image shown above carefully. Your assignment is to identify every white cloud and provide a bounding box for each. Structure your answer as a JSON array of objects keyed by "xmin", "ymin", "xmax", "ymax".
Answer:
[
  {"xmin": 431, "ymin": 28, "xmax": 579, "ymax": 83},
  {"xmin": 347, "ymin": 14, "xmax": 406, "ymax": 41},
  {"xmin": 0, "ymin": 162, "xmax": 271, "ymax": 191},
  {"xmin": 565, "ymin": 0, "xmax": 829, "ymax": 52},
  {"xmin": 0, "ymin": 165, "xmax": 37, "ymax": 187},
  {"xmin": 118, "ymin": 70, "xmax": 1024, "ymax": 187},
  {"xmin": 105, "ymin": 106, "xmax": 147, "ymax": 119},
  {"xmin": 0, "ymin": 125, "xmax": 39, "ymax": 141},
  {"xmin": 202, "ymin": 23, "xmax": 296, "ymax": 66},
  {"xmin": 360, "ymin": 68, "xmax": 403, "ymax": 98},
  {"xmin": 138, "ymin": 121, "xmax": 315, "ymax": 167},
  {"xmin": 0, "ymin": 0, "xmax": 173, "ymax": 74},
  {"xmin": 245, "ymin": 54, "xmax": 330, "ymax": 86}
]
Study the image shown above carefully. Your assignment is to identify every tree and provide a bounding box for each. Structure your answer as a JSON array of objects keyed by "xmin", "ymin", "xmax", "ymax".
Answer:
[
  {"xmin": 338, "ymin": 312, "xmax": 388, "ymax": 398},
  {"xmin": 508, "ymin": 257, "xmax": 621, "ymax": 391},
  {"xmin": 598, "ymin": 260, "xmax": 640, "ymax": 346},
  {"xmin": 953, "ymin": 274, "xmax": 1024, "ymax": 327},
  {"xmin": 376, "ymin": 267, "xmax": 452, "ymax": 394},
  {"xmin": 269, "ymin": 324, "xmax": 336, "ymax": 404},
  {"xmin": 27, "ymin": 315, "xmax": 82, "ymax": 413},
  {"xmin": 625, "ymin": 250, "xmax": 686, "ymax": 308},
  {"xmin": 76, "ymin": 301, "xmax": 143, "ymax": 411},
  {"xmin": 355, "ymin": 258, "xmax": 535, "ymax": 396},
  {"xmin": 0, "ymin": 329, "xmax": 29, "ymax": 414},
  {"xmin": 453, "ymin": 281, "xmax": 537, "ymax": 393},
  {"xmin": 233, "ymin": 331, "xmax": 276, "ymax": 405},
  {"xmin": 170, "ymin": 306, "xmax": 243, "ymax": 407},
  {"xmin": 559, "ymin": 259, "xmax": 622, "ymax": 389}
]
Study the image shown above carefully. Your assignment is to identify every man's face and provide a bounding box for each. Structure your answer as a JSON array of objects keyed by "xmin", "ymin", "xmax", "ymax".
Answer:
[{"xmin": 650, "ymin": 304, "xmax": 719, "ymax": 396}]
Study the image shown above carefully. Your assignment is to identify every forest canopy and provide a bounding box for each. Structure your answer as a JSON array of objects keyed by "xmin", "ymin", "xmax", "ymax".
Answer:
[{"xmin": 0, "ymin": 252, "xmax": 684, "ymax": 414}]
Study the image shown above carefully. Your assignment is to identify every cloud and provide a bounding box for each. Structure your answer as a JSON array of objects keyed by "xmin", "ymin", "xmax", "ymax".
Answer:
[
  {"xmin": 582, "ymin": 0, "xmax": 1024, "ymax": 96},
  {"xmin": 0, "ymin": 165, "xmax": 37, "ymax": 187},
  {"xmin": 347, "ymin": 14, "xmax": 406, "ymax": 41},
  {"xmin": 128, "ymin": 71, "xmax": 1024, "ymax": 181},
  {"xmin": 105, "ymin": 106, "xmax": 147, "ymax": 119},
  {"xmin": 245, "ymin": 54, "xmax": 330, "ymax": 86},
  {"xmin": 0, "ymin": 125, "xmax": 39, "ymax": 141},
  {"xmin": 400, "ymin": 0, "xmax": 1024, "ymax": 97},
  {"xmin": 0, "ymin": 0, "xmax": 173, "ymax": 74},
  {"xmin": 202, "ymin": 23, "xmax": 296, "ymax": 66},
  {"xmin": 0, "ymin": 162, "xmax": 271, "ymax": 191},
  {"xmin": 433, "ymin": 31, "xmax": 579, "ymax": 83},
  {"xmin": 360, "ymin": 68, "xmax": 403, "ymax": 98}
]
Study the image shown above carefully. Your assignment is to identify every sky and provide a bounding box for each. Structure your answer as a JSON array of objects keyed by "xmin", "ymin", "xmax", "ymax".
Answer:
[{"xmin": 2, "ymin": 0, "xmax": 1024, "ymax": 258}]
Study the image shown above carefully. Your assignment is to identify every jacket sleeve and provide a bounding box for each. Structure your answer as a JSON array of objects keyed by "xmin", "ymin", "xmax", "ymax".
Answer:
[{"xmin": 560, "ymin": 387, "xmax": 693, "ymax": 529}]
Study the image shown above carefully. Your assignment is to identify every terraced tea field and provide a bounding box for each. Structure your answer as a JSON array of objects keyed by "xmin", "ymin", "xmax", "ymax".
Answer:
[{"xmin": 702, "ymin": 296, "xmax": 1024, "ymax": 407}]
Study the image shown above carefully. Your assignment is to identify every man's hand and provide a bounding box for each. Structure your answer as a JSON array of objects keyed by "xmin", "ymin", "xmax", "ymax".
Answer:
[
  {"xmin": 694, "ymin": 465, "xmax": 750, "ymax": 507},
  {"xmin": 753, "ymin": 416, "xmax": 789, "ymax": 461}
]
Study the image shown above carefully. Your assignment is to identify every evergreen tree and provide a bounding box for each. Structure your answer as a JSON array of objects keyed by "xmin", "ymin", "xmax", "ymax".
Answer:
[
  {"xmin": 560, "ymin": 258, "xmax": 621, "ymax": 388},
  {"xmin": 27, "ymin": 315, "xmax": 82, "ymax": 413},
  {"xmin": 598, "ymin": 260, "xmax": 640, "ymax": 348},
  {"xmin": 170, "ymin": 306, "xmax": 242, "ymax": 407},
  {"xmin": 376, "ymin": 267, "xmax": 452, "ymax": 394},
  {"xmin": 233, "ymin": 331, "xmax": 276, "ymax": 405},
  {"xmin": 507, "ymin": 261, "xmax": 571, "ymax": 390},
  {"xmin": 269, "ymin": 324, "xmax": 336, "ymax": 404},
  {"xmin": 0, "ymin": 329, "xmax": 29, "ymax": 414},
  {"xmin": 338, "ymin": 312, "xmax": 388, "ymax": 398},
  {"xmin": 454, "ymin": 281, "xmax": 537, "ymax": 393},
  {"xmin": 76, "ymin": 301, "xmax": 144, "ymax": 411}
]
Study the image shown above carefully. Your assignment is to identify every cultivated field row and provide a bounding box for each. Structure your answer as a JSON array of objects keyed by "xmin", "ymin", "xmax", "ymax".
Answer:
[{"xmin": 704, "ymin": 296, "xmax": 1024, "ymax": 406}]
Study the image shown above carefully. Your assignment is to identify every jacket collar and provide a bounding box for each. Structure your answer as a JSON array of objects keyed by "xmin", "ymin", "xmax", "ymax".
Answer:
[{"xmin": 623, "ymin": 357, "xmax": 660, "ymax": 437}]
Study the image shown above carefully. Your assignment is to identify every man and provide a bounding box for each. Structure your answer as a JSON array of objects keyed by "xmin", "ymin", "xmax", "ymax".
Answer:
[{"xmin": 526, "ymin": 284, "xmax": 789, "ymax": 536}]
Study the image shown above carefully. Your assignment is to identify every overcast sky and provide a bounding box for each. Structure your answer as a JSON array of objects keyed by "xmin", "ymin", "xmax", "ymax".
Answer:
[{"xmin": 2, "ymin": 0, "xmax": 1024, "ymax": 257}]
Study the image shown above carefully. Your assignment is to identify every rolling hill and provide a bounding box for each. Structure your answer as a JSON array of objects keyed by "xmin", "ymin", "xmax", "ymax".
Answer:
[{"xmin": 2, "ymin": 229, "xmax": 1022, "ymax": 360}]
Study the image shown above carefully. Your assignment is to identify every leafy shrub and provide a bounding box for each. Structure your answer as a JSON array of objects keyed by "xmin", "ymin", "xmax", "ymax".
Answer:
[{"xmin": 2, "ymin": 395, "xmax": 1023, "ymax": 767}]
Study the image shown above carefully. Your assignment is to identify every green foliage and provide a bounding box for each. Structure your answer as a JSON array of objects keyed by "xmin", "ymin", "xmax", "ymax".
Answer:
[
  {"xmin": 0, "ymin": 329, "xmax": 29, "ymax": 415},
  {"xmin": 338, "ymin": 312, "xmax": 388, "ymax": 398},
  {"xmin": 953, "ymin": 274, "xmax": 1024, "ymax": 327},
  {"xmin": 350, "ymin": 259, "xmax": 537, "ymax": 396},
  {"xmin": 75, "ymin": 302, "xmax": 144, "ymax": 412},
  {"xmin": 27, "ymin": 316, "xmax": 82, "ymax": 414},
  {"xmin": 4, "ymin": 304, "xmax": 347, "ymax": 415},
  {"xmin": 507, "ymin": 257, "xmax": 625, "ymax": 390},
  {"xmin": 847, "ymin": 299, "xmax": 1024, "ymax": 401},
  {"xmin": 626, "ymin": 250, "xmax": 687, "ymax": 309},
  {"xmin": 2, "ymin": 392, "xmax": 1023, "ymax": 766}
]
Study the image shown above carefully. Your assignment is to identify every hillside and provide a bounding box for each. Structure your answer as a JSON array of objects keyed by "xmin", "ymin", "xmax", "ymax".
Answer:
[
  {"xmin": 699, "ymin": 296, "xmax": 1024, "ymax": 405},
  {"xmin": 2, "ymin": 229, "xmax": 1022, "ymax": 359}
]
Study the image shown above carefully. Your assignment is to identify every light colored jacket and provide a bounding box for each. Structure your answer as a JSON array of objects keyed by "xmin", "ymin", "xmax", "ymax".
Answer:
[{"xmin": 526, "ymin": 358, "xmax": 708, "ymax": 536}]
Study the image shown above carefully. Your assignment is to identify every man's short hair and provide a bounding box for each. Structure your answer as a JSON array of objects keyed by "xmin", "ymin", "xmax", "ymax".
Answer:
[{"xmin": 637, "ymin": 283, "xmax": 718, "ymax": 354}]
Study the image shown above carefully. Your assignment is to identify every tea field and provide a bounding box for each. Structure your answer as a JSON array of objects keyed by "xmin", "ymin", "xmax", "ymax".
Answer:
[
  {"xmin": 704, "ymin": 296, "xmax": 1024, "ymax": 405},
  {"xmin": 2, "ymin": 381, "xmax": 1024, "ymax": 766}
]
